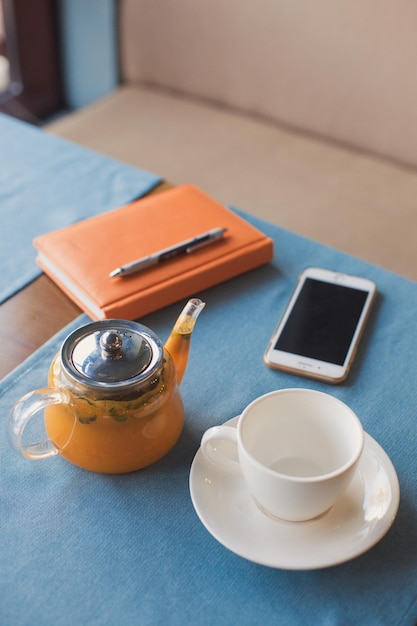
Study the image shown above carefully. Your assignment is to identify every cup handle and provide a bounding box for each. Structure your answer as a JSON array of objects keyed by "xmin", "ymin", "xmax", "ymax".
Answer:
[
  {"xmin": 200, "ymin": 425, "xmax": 241, "ymax": 474},
  {"xmin": 8, "ymin": 388, "xmax": 71, "ymax": 459}
]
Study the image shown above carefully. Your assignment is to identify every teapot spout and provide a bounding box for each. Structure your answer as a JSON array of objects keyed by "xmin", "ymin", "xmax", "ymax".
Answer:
[{"xmin": 164, "ymin": 298, "xmax": 205, "ymax": 385}]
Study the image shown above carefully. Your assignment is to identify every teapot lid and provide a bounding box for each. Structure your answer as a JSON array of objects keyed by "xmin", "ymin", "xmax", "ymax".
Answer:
[{"xmin": 61, "ymin": 320, "xmax": 163, "ymax": 391}]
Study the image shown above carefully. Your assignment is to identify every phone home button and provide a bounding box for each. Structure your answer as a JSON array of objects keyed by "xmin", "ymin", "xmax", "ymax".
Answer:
[{"xmin": 297, "ymin": 361, "xmax": 313, "ymax": 369}]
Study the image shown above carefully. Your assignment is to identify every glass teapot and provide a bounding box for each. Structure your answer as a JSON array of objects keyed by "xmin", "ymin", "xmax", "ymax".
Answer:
[{"xmin": 8, "ymin": 298, "xmax": 205, "ymax": 474}]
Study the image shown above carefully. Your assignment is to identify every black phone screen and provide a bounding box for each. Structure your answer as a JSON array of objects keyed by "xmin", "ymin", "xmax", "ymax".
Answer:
[{"xmin": 273, "ymin": 279, "xmax": 369, "ymax": 365}]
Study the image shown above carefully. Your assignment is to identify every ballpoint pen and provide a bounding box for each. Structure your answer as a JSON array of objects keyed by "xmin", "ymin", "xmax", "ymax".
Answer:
[{"xmin": 109, "ymin": 227, "xmax": 228, "ymax": 278}]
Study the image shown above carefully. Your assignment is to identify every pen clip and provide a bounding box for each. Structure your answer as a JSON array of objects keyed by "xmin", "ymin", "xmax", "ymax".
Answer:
[{"xmin": 186, "ymin": 227, "xmax": 227, "ymax": 253}]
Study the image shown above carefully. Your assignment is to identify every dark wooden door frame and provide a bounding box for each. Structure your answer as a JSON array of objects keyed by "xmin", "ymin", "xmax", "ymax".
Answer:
[{"xmin": 0, "ymin": 0, "xmax": 64, "ymax": 123}]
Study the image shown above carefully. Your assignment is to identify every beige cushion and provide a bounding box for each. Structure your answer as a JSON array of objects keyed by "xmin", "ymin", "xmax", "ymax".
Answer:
[
  {"xmin": 120, "ymin": 0, "xmax": 417, "ymax": 168},
  {"xmin": 47, "ymin": 85, "xmax": 417, "ymax": 281}
]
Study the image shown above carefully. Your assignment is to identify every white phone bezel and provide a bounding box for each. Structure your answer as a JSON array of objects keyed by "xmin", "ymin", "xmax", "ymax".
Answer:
[{"xmin": 264, "ymin": 267, "xmax": 377, "ymax": 383}]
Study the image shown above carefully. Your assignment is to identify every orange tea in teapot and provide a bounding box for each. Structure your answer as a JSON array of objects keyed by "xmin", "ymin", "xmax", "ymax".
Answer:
[
  {"xmin": 8, "ymin": 299, "xmax": 205, "ymax": 473},
  {"xmin": 44, "ymin": 349, "xmax": 184, "ymax": 473}
]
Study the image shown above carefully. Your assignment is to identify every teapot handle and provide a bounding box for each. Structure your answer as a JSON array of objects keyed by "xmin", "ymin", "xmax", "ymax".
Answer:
[{"xmin": 8, "ymin": 388, "xmax": 71, "ymax": 460}]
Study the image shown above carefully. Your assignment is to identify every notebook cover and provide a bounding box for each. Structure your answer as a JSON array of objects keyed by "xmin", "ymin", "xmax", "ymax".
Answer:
[{"xmin": 34, "ymin": 185, "xmax": 274, "ymax": 320}]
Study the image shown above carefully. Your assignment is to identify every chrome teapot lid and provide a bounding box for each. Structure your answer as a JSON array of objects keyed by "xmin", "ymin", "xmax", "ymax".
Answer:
[{"xmin": 60, "ymin": 320, "xmax": 164, "ymax": 391}]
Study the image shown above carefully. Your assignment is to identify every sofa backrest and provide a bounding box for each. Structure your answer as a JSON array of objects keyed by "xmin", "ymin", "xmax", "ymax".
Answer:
[{"xmin": 120, "ymin": 0, "xmax": 417, "ymax": 168}]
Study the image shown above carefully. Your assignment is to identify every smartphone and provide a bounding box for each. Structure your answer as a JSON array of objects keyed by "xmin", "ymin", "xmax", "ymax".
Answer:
[{"xmin": 264, "ymin": 267, "xmax": 377, "ymax": 383}]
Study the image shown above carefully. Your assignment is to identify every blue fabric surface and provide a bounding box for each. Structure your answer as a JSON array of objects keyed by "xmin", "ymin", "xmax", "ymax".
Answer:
[
  {"xmin": 1, "ymin": 208, "xmax": 417, "ymax": 625},
  {"xmin": 0, "ymin": 113, "xmax": 162, "ymax": 303}
]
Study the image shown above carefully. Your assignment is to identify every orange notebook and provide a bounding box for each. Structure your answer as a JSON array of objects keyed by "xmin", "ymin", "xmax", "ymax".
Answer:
[{"xmin": 34, "ymin": 185, "xmax": 274, "ymax": 320}]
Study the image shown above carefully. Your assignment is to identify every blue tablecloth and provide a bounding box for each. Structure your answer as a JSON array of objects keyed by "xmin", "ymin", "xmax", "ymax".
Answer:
[
  {"xmin": 1, "ymin": 205, "xmax": 417, "ymax": 625},
  {"xmin": 0, "ymin": 113, "xmax": 162, "ymax": 303}
]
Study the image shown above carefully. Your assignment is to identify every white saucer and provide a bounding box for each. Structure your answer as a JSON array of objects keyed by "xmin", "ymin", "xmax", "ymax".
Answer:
[{"xmin": 189, "ymin": 417, "xmax": 400, "ymax": 570}]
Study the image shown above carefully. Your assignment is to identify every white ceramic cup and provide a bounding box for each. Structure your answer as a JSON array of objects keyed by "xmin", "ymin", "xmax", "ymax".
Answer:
[{"xmin": 201, "ymin": 388, "xmax": 364, "ymax": 522}]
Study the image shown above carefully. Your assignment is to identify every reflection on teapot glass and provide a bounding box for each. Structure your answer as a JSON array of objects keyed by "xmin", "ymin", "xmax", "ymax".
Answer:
[{"xmin": 8, "ymin": 299, "xmax": 205, "ymax": 474}]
